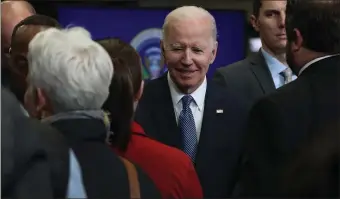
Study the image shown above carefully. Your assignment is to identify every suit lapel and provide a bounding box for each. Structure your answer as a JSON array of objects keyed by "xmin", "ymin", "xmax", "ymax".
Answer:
[
  {"xmin": 195, "ymin": 81, "xmax": 223, "ymax": 164},
  {"xmin": 248, "ymin": 51, "xmax": 276, "ymax": 93},
  {"xmin": 152, "ymin": 75, "xmax": 182, "ymax": 148}
]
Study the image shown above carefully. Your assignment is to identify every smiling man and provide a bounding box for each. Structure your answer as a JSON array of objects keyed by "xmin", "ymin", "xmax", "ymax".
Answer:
[
  {"xmin": 135, "ymin": 6, "xmax": 248, "ymax": 198},
  {"xmin": 213, "ymin": 0, "xmax": 296, "ymax": 110}
]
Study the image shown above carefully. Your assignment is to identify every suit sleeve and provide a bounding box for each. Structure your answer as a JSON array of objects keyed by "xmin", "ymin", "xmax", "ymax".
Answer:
[{"xmin": 239, "ymin": 98, "xmax": 284, "ymax": 197}]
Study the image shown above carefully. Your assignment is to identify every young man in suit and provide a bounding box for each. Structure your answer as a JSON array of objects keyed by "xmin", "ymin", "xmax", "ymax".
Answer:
[
  {"xmin": 135, "ymin": 6, "xmax": 247, "ymax": 198},
  {"xmin": 213, "ymin": 0, "xmax": 296, "ymax": 110},
  {"xmin": 240, "ymin": 0, "xmax": 340, "ymax": 196}
]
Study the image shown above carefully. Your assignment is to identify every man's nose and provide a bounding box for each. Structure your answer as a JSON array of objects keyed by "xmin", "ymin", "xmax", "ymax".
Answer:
[
  {"xmin": 181, "ymin": 49, "xmax": 193, "ymax": 66},
  {"xmin": 278, "ymin": 12, "xmax": 286, "ymax": 28}
]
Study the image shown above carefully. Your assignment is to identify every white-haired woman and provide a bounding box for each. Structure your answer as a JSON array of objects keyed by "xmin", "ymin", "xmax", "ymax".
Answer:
[{"xmin": 24, "ymin": 27, "xmax": 161, "ymax": 198}]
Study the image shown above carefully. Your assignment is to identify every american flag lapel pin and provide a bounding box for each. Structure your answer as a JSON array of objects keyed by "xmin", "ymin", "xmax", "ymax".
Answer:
[{"xmin": 216, "ymin": 109, "xmax": 224, "ymax": 114}]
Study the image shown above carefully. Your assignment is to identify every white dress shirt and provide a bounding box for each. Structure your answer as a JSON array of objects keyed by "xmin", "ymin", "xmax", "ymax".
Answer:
[
  {"xmin": 298, "ymin": 54, "xmax": 340, "ymax": 75},
  {"xmin": 167, "ymin": 73, "xmax": 207, "ymax": 140}
]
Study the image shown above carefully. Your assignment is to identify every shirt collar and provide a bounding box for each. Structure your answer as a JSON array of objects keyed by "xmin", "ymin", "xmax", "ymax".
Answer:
[
  {"xmin": 167, "ymin": 72, "xmax": 207, "ymax": 111},
  {"xmin": 298, "ymin": 54, "xmax": 340, "ymax": 76},
  {"xmin": 261, "ymin": 48, "xmax": 288, "ymax": 76}
]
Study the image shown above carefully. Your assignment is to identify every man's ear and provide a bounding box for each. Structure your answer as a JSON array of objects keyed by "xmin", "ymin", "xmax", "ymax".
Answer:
[
  {"xmin": 250, "ymin": 15, "xmax": 260, "ymax": 32},
  {"xmin": 36, "ymin": 88, "xmax": 55, "ymax": 119},
  {"xmin": 160, "ymin": 40, "xmax": 165, "ymax": 57},
  {"xmin": 210, "ymin": 41, "xmax": 218, "ymax": 64},
  {"xmin": 36, "ymin": 88, "xmax": 47, "ymax": 113},
  {"xmin": 160, "ymin": 40, "xmax": 167, "ymax": 64},
  {"xmin": 291, "ymin": 28, "xmax": 303, "ymax": 52}
]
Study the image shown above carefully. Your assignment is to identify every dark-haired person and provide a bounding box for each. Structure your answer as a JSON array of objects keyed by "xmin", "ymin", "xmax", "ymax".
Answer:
[
  {"xmin": 1, "ymin": 0, "xmax": 35, "ymax": 88},
  {"xmin": 240, "ymin": 0, "xmax": 340, "ymax": 196},
  {"xmin": 8, "ymin": 14, "xmax": 60, "ymax": 104},
  {"xmin": 213, "ymin": 0, "xmax": 296, "ymax": 110},
  {"xmin": 97, "ymin": 37, "xmax": 203, "ymax": 199}
]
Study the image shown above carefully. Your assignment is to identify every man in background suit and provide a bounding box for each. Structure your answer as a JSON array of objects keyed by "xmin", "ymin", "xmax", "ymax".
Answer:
[
  {"xmin": 240, "ymin": 0, "xmax": 340, "ymax": 196},
  {"xmin": 1, "ymin": 0, "xmax": 35, "ymax": 88},
  {"xmin": 1, "ymin": 87, "xmax": 69, "ymax": 198},
  {"xmin": 213, "ymin": 0, "xmax": 296, "ymax": 110},
  {"xmin": 136, "ymin": 6, "xmax": 247, "ymax": 198}
]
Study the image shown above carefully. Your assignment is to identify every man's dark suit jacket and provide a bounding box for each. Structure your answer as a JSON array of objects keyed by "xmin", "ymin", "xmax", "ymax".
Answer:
[
  {"xmin": 213, "ymin": 51, "xmax": 276, "ymax": 110},
  {"xmin": 240, "ymin": 55, "xmax": 340, "ymax": 197},
  {"xmin": 1, "ymin": 87, "xmax": 69, "ymax": 198},
  {"xmin": 135, "ymin": 74, "xmax": 248, "ymax": 198}
]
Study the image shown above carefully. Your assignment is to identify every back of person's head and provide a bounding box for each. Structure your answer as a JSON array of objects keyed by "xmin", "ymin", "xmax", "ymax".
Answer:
[
  {"xmin": 26, "ymin": 27, "xmax": 114, "ymax": 116},
  {"xmin": 97, "ymin": 37, "xmax": 143, "ymax": 152},
  {"xmin": 286, "ymin": 0, "xmax": 340, "ymax": 54},
  {"xmin": 1, "ymin": 0, "xmax": 36, "ymax": 49},
  {"xmin": 281, "ymin": 121, "xmax": 339, "ymax": 197}
]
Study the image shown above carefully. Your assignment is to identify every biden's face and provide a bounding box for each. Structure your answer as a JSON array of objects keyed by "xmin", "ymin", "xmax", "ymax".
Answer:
[{"xmin": 162, "ymin": 18, "xmax": 217, "ymax": 94}]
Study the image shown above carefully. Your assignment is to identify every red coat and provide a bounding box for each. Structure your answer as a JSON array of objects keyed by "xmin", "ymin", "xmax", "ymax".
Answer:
[{"xmin": 112, "ymin": 122, "xmax": 203, "ymax": 199}]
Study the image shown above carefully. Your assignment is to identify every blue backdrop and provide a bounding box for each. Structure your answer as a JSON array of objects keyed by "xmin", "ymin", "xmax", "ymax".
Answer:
[{"xmin": 57, "ymin": 7, "xmax": 246, "ymax": 79}]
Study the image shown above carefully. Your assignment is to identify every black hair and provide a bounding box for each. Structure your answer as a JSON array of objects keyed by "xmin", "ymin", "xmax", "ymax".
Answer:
[
  {"xmin": 252, "ymin": 0, "xmax": 262, "ymax": 17},
  {"xmin": 11, "ymin": 14, "xmax": 61, "ymax": 46},
  {"xmin": 286, "ymin": 0, "xmax": 340, "ymax": 53}
]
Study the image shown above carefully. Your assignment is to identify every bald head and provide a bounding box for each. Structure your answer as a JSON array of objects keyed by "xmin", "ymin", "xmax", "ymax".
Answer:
[
  {"xmin": 1, "ymin": 1, "xmax": 35, "ymax": 48},
  {"xmin": 162, "ymin": 6, "xmax": 217, "ymax": 43}
]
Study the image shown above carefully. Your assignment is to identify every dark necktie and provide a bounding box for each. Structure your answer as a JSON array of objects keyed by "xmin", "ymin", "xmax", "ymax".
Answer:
[{"xmin": 178, "ymin": 95, "xmax": 198, "ymax": 161}]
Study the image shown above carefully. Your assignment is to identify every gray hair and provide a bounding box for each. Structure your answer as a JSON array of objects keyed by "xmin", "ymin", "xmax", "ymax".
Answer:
[{"xmin": 27, "ymin": 27, "xmax": 114, "ymax": 113}]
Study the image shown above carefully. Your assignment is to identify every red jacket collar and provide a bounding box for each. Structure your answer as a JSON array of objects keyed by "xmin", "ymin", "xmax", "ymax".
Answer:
[{"xmin": 131, "ymin": 121, "xmax": 145, "ymax": 135}]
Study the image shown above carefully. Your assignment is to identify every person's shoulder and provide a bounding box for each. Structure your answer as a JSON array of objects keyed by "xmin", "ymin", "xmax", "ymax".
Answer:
[
  {"xmin": 144, "ymin": 75, "xmax": 167, "ymax": 89},
  {"xmin": 215, "ymin": 57, "xmax": 251, "ymax": 75},
  {"xmin": 141, "ymin": 75, "xmax": 168, "ymax": 97},
  {"xmin": 264, "ymin": 77, "xmax": 308, "ymax": 105},
  {"xmin": 250, "ymin": 78, "xmax": 307, "ymax": 117},
  {"xmin": 128, "ymin": 134, "xmax": 193, "ymax": 171},
  {"xmin": 208, "ymin": 80, "xmax": 248, "ymax": 108}
]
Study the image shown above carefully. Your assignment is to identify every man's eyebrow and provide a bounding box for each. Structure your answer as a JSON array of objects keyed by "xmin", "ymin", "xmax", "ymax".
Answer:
[
  {"xmin": 263, "ymin": 9, "xmax": 283, "ymax": 14},
  {"xmin": 169, "ymin": 43, "xmax": 182, "ymax": 46}
]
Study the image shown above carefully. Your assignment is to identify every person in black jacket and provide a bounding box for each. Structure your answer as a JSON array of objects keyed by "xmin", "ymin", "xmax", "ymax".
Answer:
[
  {"xmin": 240, "ymin": 0, "xmax": 340, "ymax": 196},
  {"xmin": 1, "ymin": 87, "xmax": 69, "ymax": 198}
]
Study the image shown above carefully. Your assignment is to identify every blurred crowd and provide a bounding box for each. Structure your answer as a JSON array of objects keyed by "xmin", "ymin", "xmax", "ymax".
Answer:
[{"xmin": 1, "ymin": 0, "xmax": 339, "ymax": 198}]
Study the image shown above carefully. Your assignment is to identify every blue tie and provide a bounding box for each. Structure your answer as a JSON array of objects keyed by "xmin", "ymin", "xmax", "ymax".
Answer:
[{"xmin": 179, "ymin": 95, "xmax": 198, "ymax": 161}]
